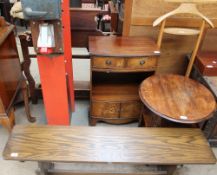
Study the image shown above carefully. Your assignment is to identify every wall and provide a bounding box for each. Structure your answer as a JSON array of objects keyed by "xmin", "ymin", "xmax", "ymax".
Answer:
[{"xmin": 123, "ymin": 0, "xmax": 217, "ymax": 74}]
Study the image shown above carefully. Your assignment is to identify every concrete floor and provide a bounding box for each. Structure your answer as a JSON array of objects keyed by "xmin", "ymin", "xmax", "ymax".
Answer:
[{"xmin": 0, "ymin": 100, "xmax": 217, "ymax": 175}]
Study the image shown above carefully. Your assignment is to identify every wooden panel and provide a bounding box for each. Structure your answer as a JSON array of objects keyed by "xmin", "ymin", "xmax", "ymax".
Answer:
[
  {"xmin": 123, "ymin": 0, "xmax": 133, "ymax": 36},
  {"xmin": 3, "ymin": 125, "xmax": 216, "ymax": 164},
  {"xmin": 92, "ymin": 83, "xmax": 139, "ymax": 101},
  {"xmin": 126, "ymin": 57, "xmax": 158, "ymax": 70},
  {"xmin": 130, "ymin": 26, "xmax": 197, "ymax": 74},
  {"xmin": 120, "ymin": 101, "xmax": 142, "ymax": 119},
  {"xmin": 0, "ymin": 29, "xmax": 21, "ymax": 111},
  {"xmin": 92, "ymin": 57, "xmax": 125, "ymax": 69},
  {"xmin": 131, "ymin": 0, "xmax": 217, "ymax": 21},
  {"xmin": 70, "ymin": 8, "xmax": 104, "ymax": 30},
  {"xmin": 124, "ymin": 0, "xmax": 217, "ymax": 74},
  {"xmin": 89, "ymin": 36, "xmax": 160, "ymax": 57},
  {"xmin": 91, "ymin": 101, "xmax": 120, "ymax": 118}
]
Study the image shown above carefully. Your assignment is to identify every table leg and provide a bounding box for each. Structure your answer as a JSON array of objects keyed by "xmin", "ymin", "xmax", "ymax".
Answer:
[
  {"xmin": 158, "ymin": 165, "xmax": 177, "ymax": 175},
  {"xmin": 37, "ymin": 162, "xmax": 54, "ymax": 175}
]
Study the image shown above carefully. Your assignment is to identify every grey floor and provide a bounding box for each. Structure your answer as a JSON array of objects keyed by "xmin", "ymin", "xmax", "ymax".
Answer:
[{"xmin": 0, "ymin": 100, "xmax": 217, "ymax": 175}]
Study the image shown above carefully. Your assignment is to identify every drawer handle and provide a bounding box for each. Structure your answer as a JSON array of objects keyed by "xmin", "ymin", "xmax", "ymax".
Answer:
[
  {"xmin": 106, "ymin": 60, "xmax": 112, "ymax": 65},
  {"xmin": 140, "ymin": 60, "xmax": 146, "ymax": 65}
]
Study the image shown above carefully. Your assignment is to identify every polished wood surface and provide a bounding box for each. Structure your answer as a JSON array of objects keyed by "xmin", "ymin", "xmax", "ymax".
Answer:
[
  {"xmin": 0, "ymin": 19, "xmax": 35, "ymax": 131},
  {"xmin": 92, "ymin": 57, "xmax": 158, "ymax": 72},
  {"xmin": 195, "ymin": 51, "xmax": 217, "ymax": 76},
  {"xmin": 89, "ymin": 36, "xmax": 160, "ymax": 57},
  {"xmin": 3, "ymin": 125, "xmax": 216, "ymax": 164},
  {"xmin": 139, "ymin": 74, "xmax": 216, "ymax": 123},
  {"xmin": 89, "ymin": 36, "xmax": 159, "ymax": 125}
]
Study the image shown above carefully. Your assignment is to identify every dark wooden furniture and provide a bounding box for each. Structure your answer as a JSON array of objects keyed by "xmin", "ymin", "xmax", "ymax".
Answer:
[
  {"xmin": 0, "ymin": 0, "xmax": 11, "ymax": 23},
  {"xmin": 19, "ymin": 33, "xmax": 38, "ymax": 104},
  {"xmin": 195, "ymin": 52, "xmax": 217, "ymax": 76},
  {"xmin": 108, "ymin": 0, "xmax": 123, "ymax": 34},
  {"xmin": 3, "ymin": 125, "xmax": 216, "ymax": 175},
  {"xmin": 0, "ymin": 17, "xmax": 35, "ymax": 132},
  {"xmin": 139, "ymin": 74, "xmax": 216, "ymax": 127},
  {"xmin": 89, "ymin": 36, "xmax": 160, "ymax": 125},
  {"xmin": 70, "ymin": 8, "xmax": 106, "ymax": 48}
]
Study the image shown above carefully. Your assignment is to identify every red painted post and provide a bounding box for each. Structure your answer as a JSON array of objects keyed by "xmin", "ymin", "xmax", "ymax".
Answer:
[{"xmin": 37, "ymin": 0, "xmax": 74, "ymax": 125}]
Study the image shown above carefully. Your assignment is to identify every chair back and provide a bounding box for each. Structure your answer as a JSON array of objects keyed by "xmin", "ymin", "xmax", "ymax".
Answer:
[{"xmin": 153, "ymin": 3, "xmax": 214, "ymax": 77}]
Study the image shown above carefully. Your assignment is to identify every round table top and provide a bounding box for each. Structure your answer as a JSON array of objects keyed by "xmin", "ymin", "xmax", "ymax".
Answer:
[{"xmin": 139, "ymin": 74, "xmax": 216, "ymax": 124}]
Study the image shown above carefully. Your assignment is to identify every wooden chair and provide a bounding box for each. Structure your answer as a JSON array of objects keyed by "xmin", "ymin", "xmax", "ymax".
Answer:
[
  {"xmin": 19, "ymin": 33, "xmax": 38, "ymax": 104},
  {"xmin": 139, "ymin": 2, "xmax": 217, "ymax": 127}
]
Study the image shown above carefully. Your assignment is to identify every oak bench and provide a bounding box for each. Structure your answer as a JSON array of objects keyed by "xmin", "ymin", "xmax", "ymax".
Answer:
[{"xmin": 3, "ymin": 125, "xmax": 217, "ymax": 175}]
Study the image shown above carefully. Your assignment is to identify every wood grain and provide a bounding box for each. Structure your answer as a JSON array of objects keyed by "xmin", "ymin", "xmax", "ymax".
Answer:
[
  {"xmin": 92, "ymin": 57, "xmax": 158, "ymax": 72},
  {"xmin": 3, "ymin": 125, "xmax": 216, "ymax": 164},
  {"xmin": 89, "ymin": 36, "xmax": 160, "ymax": 57},
  {"xmin": 139, "ymin": 74, "xmax": 216, "ymax": 123},
  {"xmin": 124, "ymin": 0, "xmax": 217, "ymax": 74},
  {"xmin": 89, "ymin": 36, "xmax": 159, "ymax": 125},
  {"xmin": 123, "ymin": 0, "xmax": 133, "ymax": 36}
]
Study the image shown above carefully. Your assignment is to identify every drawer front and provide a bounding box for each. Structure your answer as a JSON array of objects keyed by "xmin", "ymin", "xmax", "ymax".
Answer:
[
  {"xmin": 120, "ymin": 101, "xmax": 142, "ymax": 119},
  {"xmin": 92, "ymin": 57, "xmax": 125, "ymax": 69},
  {"xmin": 126, "ymin": 57, "xmax": 157, "ymax": 70},
  {"xmin": 91, "ymin": 101, "xmax": 120, "ymax": 119}
]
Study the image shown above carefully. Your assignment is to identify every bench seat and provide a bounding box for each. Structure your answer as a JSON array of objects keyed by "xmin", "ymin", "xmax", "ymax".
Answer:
[{"xmin": 3, "ymin": 125, "xmax": 216, "ymax": 165}]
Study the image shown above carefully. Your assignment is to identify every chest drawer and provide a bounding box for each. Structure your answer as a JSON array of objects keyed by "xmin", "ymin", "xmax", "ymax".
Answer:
[
  {"xmin": 91, "ymin": 100, "xmax": 142, "ymax": 119},
  {"xmin": 92, "ymin": 57, "xmax": 125, "ymax": 69},
  {"xmin": 126, "ymin": 57, "xmax": 157, "ymax": 70},
  {"xmin": 120, "ymin": 101, "xmax": 142, "ymax": 118},
  {"xmin": 91, "ymin": 101, "xmax": 120, "ymax": 119}
]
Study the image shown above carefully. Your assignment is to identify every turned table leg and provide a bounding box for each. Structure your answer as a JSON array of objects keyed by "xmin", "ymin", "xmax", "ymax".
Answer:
[{"xmin": 21, "ymin": 78, "xmax": 36, "ymax": 122}]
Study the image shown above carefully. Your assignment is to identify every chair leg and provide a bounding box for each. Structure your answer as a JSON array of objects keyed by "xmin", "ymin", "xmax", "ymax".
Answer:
[
  {"xmin": 21, "ymin": 79, "xmax": 36, "ymax": 123},
  {"xmin": 0, "ymin": 110, "xmax": 15, "ymax": 132},
  {"xmin": 20, "ymin": 34, "xmax": 38, "ymax": 104}
]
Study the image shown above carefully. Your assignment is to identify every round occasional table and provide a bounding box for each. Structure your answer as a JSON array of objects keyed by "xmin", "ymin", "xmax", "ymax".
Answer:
[{"xmin": 139, "ymin": 74, "xmax": 216, "ymax": 125}]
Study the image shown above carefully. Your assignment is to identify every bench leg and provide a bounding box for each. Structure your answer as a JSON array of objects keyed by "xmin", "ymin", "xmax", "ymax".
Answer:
[
  {"xmin": 37, "ymin": 162, "xmax": 54, "ymax": 175},
  {"xmin": 158, "ymin": 165, "xmax": 177, "ymax": 175}
]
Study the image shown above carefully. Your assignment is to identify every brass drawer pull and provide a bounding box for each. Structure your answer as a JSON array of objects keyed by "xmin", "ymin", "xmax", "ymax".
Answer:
[
  {"xmin": 106, "ymin": 60, "xmax": 112, "ymax": 65},
  {"xmin": 140, "ymin": 60, "xmax": 146, "ymax": 65}
]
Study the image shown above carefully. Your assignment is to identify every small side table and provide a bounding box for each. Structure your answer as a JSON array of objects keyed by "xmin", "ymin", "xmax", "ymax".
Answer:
[{"xmin": 139, "ymin": 74, "xmax": 216, "ymax": 127}]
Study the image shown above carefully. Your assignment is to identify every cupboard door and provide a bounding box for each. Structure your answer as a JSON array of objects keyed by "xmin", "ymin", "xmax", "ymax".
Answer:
[
  {"xmin": 120, "ymin": 101, "xmax": 142, "ymax": 119},
  {"xmin": 126, "ymin": 57, "xmax": 157, "ymax": 71},
  {"xmin": 92, "ymin": 57, "xmax": 125, "ymax": 70},
  {"xmin": 91, "ymin": 101, "xmax": 120, "ymax": 119}
]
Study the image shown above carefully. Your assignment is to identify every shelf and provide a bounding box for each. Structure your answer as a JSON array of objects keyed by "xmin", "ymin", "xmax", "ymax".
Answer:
[
  {"xmin": 92, "ymin": 83, "xmax": 140, "ymax": 102},
  {"xmin": 164, "ymin": 27, "xmax": 200, "ymax": 36}
]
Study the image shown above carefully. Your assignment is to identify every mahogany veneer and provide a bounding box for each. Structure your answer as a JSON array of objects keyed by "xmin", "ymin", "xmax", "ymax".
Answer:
[
  {"xmin": 89, "ymin": 36, "xmax": 160, "ymax": 125},
  {"xmin": 139, "ymin": 74, "xmax": 216, "ymax": 125}
]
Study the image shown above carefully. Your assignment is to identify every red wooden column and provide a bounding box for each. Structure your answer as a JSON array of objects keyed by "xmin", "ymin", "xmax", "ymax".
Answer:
[{"xmin": 37, "ymin": 0, "xmax": 74, "ymax": 125}]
